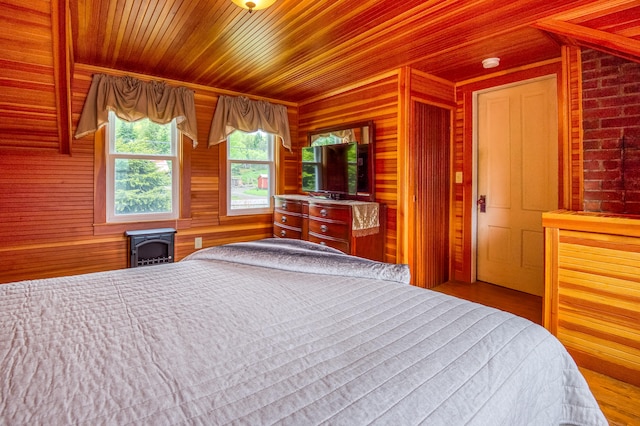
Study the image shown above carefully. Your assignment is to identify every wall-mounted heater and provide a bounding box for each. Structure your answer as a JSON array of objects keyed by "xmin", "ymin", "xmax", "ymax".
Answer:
[{"xmin": 125, "ymin": 228, "xmax": 176, "ymax": 268}]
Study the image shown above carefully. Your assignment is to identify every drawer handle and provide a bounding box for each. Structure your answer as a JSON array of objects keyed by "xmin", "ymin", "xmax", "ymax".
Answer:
[
  {"xmin": 282, "ymin": 202, "xmax": 287, "ymax": 210},
  {"xmin": 320, "ymin": 208, "xmax": 328, "ymax": 217},
  {"xmin": 280, "ymin": 230, "xmax": 286, "ymax": 237},
  {"xmin": 319, "ymin": 241, "xmax": 326, "ymax": 246},
  {"xmin": 320, "ymin": 224, "xmax": 328, "ymax": 233},
  {"xmin": 281, "ymin": 215, "xmax": 287, "ymax": 223}
]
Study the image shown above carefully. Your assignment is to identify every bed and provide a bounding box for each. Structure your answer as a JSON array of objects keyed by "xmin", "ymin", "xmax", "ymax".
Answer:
[{"xmin": 1, "ymin": 238, "xmax": 606, "ymax": 425}]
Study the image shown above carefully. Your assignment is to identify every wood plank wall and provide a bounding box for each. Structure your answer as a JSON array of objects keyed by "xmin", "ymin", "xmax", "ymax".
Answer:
[
  {"xmin": 408, "ymin": 70, "xmax": 456, "ymax": 109},
  {"xmin": 0, "ymin": 0, "xmax": 63, "ymax": 153},
  {"xmin": 298, "ymin": 68, "xmax": 456, "ymax": 271},
  {"xmin": 0, "ymin": 63, "xmax": 299, "ymax": 284},
  {"xmin": 543, "ymin": 210, "xmax": 640, "ymax": 388},
  {"xmin": 562, "ymin": 46, "xmax": 584, "ymax": 211},
  {"xmin": 298, "ymin": 72, "xmax": 401, "ymax": 263},
  {"xmin": 4, "ymin": 56, "xmax": 580, "ymax": 285}
]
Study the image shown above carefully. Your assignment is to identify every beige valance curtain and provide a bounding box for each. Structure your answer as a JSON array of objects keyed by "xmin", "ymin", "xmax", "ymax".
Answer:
[
  {"xmin": 75, "ymin": 74, "xmax": 198, "ymax": 146},
  {"xmin": 208, "ymin": 96, "xmax": 291, "ymax": 150},
  {"xmin": 310, "ymin": 129, "xmax": 356, "ymax": 145}
]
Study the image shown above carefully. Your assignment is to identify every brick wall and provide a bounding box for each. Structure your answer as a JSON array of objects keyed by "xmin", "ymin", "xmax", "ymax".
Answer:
[{"xmin": 582, "ymin": 49, "xmax": 640, "ymax": 214}]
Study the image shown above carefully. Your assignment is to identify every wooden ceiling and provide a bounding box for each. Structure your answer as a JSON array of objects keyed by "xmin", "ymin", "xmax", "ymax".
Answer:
[
  {"xmin": 1, "ymin": 0, "xmax": 639, "ymax": 154},
  {"xmin": 70, "ymin": 0, "xmax": 640, "ymax": 103}
]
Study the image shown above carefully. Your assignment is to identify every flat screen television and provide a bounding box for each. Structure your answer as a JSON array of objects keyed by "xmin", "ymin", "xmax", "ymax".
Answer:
[{"xmin": 301, "ymin": 143, "xmax": 371, "ymax": 199}]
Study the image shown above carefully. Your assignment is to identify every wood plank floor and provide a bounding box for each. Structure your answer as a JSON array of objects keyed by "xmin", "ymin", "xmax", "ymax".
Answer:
[{"xmin": 432, "ymin": 280, "xmax": 640, "ymax": 426}]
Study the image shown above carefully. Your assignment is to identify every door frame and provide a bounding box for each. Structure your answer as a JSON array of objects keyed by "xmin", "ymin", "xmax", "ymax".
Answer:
[
  {"xmin": 471, "ymin": 74, "xmax": 559, "ymax": 282},
  {"xmin": 409, "ymin": 98, "xmax": 454, "ymax": 288}
]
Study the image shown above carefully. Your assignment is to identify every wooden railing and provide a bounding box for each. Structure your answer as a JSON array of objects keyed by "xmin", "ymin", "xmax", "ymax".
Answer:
[{"xmin": 543, "ymin": 210, "xmax": 640, "ymax": 387}]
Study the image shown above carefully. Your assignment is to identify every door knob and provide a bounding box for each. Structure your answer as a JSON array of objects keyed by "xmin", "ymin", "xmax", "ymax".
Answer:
[{"xmin": 478, "ymin": 195, "xmax": 486, "ymax": 213}]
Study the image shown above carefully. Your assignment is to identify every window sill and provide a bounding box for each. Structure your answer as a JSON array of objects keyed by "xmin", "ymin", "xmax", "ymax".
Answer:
[{"xmin": 218, "ymin": 212, "xmax": 273, "ymax": 225}]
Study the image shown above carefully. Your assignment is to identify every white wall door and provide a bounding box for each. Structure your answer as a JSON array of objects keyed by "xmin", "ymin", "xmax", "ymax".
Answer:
[{"xmin": 476, "ymin": 76, "xmax": 558, "ymax": 296}]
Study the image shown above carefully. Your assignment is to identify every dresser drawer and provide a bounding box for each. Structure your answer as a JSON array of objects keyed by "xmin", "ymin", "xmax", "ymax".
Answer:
[
  {"xmin": 308, "ymin": 233, "xmax": 349, "ymax": 254},
  {"xmin": 274, "ymin": 211, "xmax": 303, "ymax": 229},
  {"xmin": 308, "ymin": 203, "xmax": 350, "ymax": 222},
  {"xmin": 273, "ymin": 196, "xmax": 384, "ymax": 261},
  {"xmin": 308, "ymin": 218, "xmax": 349, "ymax": 240},
  {"xmin": 274, "ymin": 197, "xmax": 303, "ymax": 213},
  {"xmin": 273, "ymin": 223, "xmax": 302, "ymax": 239}
]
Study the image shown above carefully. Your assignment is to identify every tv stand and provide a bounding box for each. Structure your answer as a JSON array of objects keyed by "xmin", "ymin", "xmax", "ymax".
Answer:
[{"xmin": 273, "ymin": 195, "xmax": 385, "ymax": 261}]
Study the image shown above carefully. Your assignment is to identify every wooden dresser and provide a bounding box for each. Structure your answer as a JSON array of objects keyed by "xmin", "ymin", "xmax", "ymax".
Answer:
[
  {"xmin": 543, "ymin": 210, "xmax": 640, "ymax": 387},
  {"xmin": 273, "ymin": 196, "xmax": 306, "ymax": 240},
  {"xmin": 273, "ymin": 195, "xmax": 385, "ymax": 261}
]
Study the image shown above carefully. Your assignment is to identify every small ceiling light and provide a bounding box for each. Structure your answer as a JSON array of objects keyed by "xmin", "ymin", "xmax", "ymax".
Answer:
[
  {"xmin": 231, "ymin": 0, "xmax": 276, "ymax": 13},
  {"xmin": 482, "ymin": 57, "xmax": 500, "ymax": 69}
]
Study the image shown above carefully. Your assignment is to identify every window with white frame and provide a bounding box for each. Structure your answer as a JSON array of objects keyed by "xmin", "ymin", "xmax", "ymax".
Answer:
[
  {"xmin": 106, "ymin": 111, "xmax": 179, "ymax": 223},
  {"xmin": 227, "ymin": 130, "xmax": 275, "ymax": 215}
]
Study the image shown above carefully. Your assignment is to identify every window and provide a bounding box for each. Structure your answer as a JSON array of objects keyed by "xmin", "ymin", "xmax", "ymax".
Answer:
[
  {"xmin": 106, "ymin": 111, "xmax": 179, "ymax": 223},
  {"xmin": 227, "ymin": 130, "xmax": 275, "ymax": 215}
]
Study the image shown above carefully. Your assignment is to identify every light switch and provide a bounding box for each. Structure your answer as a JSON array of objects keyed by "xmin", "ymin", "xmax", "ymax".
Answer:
[{"xmin": 455, "ymin": 171, "xmax": 463, "ymax": 184}]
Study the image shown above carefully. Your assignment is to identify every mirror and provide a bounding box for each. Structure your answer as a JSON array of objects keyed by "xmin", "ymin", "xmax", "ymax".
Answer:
[{"xmin": 305, "ymin": 121, "xmax": 375, "ymax": 201}]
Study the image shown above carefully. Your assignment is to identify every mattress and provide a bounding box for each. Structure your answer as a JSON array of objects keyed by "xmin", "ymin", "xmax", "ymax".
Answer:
[{"xmin": 0, "ymin": 238, "xmax": 606, "ymax": 425}]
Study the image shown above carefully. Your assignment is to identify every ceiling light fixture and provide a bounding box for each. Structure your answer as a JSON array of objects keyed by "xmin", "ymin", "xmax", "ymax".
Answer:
[
  {"xmin": 231, "ymin": 0, "xmax": 276, "ymax": 13},
  {"xmin": 482, "ymin": 57, "xmax": 500, "ymax": 69}
]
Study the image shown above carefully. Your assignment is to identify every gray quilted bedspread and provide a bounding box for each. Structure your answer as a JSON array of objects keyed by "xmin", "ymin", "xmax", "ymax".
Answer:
[{"xmin": 0, "ymin": 239, "xmax": 606, "ymax": 425}]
